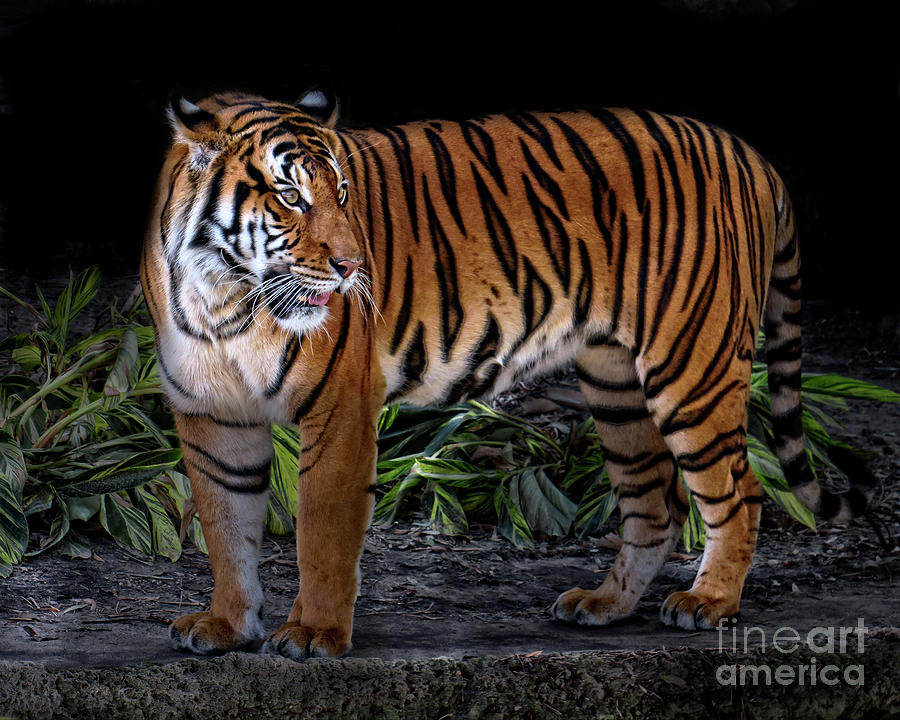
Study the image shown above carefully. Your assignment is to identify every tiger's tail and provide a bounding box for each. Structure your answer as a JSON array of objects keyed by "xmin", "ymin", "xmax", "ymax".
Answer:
[{"xmin": 763, "ymin": 181, "xmax": 877, "ymax": 522}]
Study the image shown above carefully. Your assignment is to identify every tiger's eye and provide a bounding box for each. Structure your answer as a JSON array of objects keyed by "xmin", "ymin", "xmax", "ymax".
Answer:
[{"xmin": 280, "ymin": 188, "xmax": 300, "ymax": 205}]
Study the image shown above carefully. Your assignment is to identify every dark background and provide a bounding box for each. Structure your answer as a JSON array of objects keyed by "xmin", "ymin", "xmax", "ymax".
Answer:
[{"xmin": 1, "ymin": 0, "xmax": 897, "ymax": 316}]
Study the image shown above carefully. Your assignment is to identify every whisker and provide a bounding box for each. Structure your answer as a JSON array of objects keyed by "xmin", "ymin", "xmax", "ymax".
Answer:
[{"xmin": 339, "ymin": 139, "xmax": 386, "ymax": 171}]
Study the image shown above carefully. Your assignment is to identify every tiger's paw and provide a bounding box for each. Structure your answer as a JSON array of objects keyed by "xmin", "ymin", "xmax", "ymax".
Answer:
[
  {"xmin": 660, "ymin": 590, "xmax": 738, "ymax": 630},
  {"xmin": 169, "ymin": 611, "xmax": 264, "ymax": 655},
  {"xmin": 550, "ymin": 587, "xmax": 633, "ymax": 626},
  {"xmin": 262, "ymin": 622, "xmax": 350, "ymax": 662}
]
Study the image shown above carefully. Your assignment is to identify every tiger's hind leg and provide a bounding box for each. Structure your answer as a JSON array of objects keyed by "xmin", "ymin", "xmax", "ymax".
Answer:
[
  {"xmin": 551, "ymin": 340, "xmax": 689, "ymax": 626},
  {"xmin": 650, "ymin": 355, "xmax": 764, "ymax": 630},
  {"xmin": 168, "ymin": 414, "xmax": 272, "ymax": 654}
]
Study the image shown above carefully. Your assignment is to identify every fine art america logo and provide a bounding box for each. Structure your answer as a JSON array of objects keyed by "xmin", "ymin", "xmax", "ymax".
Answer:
[{"xmin": 716, "ymin": 618, "xmax": 867, "ymax": 686}]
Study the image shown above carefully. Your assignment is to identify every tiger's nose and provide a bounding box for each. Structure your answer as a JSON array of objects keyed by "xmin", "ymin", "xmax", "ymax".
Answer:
[{"xmin": 330, "ymin": 257, "xmax": 363, "ymax": 278}]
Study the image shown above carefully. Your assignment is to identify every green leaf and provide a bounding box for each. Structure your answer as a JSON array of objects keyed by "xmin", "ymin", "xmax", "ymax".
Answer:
[
  {"xmin": 51, "ymin": 267, "xmax": 100, "ymax": 344},
  {"xmin": 762, "ymin": 483, "xmax": 816, "ymax": 529},
  {"xmin": 412, "ymin": 457, "xmax": 496, "ymax": 486},
  {"xmin": 99, "ymin": 492, "xmax": 152, "ymax": 556},
  {"xmin": 137, "ymin": 486, "xmax": 182, "ymax": 561},
  {"xmin": 61, "ymin": 448, "xmax": 183, "ymax": 497},
  {"xmin": 11, "ymin": 345, "xmax": 42, "ymax": 372},
  {"xmin": 802, "ymin": 374, "xmax": 900, "ymax": 404},
  {"xmin": 423, "ymin": 481, "xmax": 468, "ymax": 535},
  {"xmin": 573, "ymin": 476, "xmax": 618, "ymax": 539},
  {"xmin": 494, "ymin": 485, "xmax": 534, "ymax": 547},
  {"xmin": 268, "ymin": 424, "xmax": 299, "ymax": 535},
  {"xmin": 0, "ymin": 466, "xmax": 29, "ymax": 577},
  {"xmin": 55, "ymin": 530, "xmax": 93, "ymax": 559},
  {"xmin": 23, "ymin": 483, "xmax": 54, "ymax": 516},
  {"xmin": 373, "ymin": 470, "xmax": 424, "ymax": 525},
  {"xmin": 25, "ymin": 493, "xmax": 71, "ymax": 557},
  {"xmin": 680, "ymin": 487, "xmax": 706, "ymax": 551},
  {"xmin": 0, "ymin": 431, "xmax": 28, "ymax": 497},
  {"xmin": 510, "ymin": 468, "xmax": 576, "ymax": 537},
  {"xmin": 65, "ymin": 495, "xmax": 101, "ymax": 522},
  {"xmin": 422, "ymin": 410, "xmax": 471, "ymax": 457},
  {"xmin": 188, "ymin": 515, "xmax": 208, "ymax": 554},
  {"xmin": 103, "ymin": 328, "xmax": 140, "ymax": 397}
]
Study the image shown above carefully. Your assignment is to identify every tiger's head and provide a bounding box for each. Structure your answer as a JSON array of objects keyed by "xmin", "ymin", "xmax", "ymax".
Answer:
[{"xmin": 165, "ymin": 90, "xmax": 362, "ymax": 335}]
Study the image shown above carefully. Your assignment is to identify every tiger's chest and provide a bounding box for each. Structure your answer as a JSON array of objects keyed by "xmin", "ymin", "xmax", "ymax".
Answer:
[{"xmin": 156, "ymin": 324, "xmax": 296, "ymax": 423}]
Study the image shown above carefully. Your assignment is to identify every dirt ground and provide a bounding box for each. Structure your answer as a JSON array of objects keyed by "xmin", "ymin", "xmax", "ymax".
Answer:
[{"xmin": 0, "ymin": 273, "xmax": 898, "ymax": 671}]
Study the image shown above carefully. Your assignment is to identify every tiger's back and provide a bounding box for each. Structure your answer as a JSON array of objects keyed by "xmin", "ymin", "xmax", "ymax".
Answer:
[
  {"xmin": 339, "ymin": 109, "xmax": 780, "ymax": 410},
  {"xmin": 142, "ymin": 93, "xmax": 873, "ymax": 660}
]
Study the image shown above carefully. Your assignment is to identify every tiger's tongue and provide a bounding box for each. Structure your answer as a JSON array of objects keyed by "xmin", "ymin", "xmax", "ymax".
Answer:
[{"xmin": 306, "ymin": 292, "xmax": 332, "ymax": 306}]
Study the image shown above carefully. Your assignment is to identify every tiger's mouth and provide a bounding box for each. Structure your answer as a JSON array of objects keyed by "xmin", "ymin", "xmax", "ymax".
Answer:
[
  {"xmin": 266, "ymin": 285, "xmax": 334, "ymax": 320},
  {"xmin": 251, "ymin": 261, "xmax": 365, "ymax": 331}
]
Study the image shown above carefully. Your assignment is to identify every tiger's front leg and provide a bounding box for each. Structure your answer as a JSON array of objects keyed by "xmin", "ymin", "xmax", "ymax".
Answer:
[
  {"xmin": 169, "ymin": 414, "xmax": 273, "ymax": 655},
  {"xmin": 263, "ymin": 387, "xmax": 381, "ymax": 661}
]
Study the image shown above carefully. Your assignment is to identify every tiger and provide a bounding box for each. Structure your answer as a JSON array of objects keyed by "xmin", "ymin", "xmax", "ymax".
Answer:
[{"xmin": 140, "ymin": 88, "xmax": 875, "ymax": 661}]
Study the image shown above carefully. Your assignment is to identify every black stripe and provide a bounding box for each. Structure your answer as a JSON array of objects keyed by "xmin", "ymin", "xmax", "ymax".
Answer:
[
  {"xmin": 634, "ymin": 194, "xmax": 652, "ymax": 350},
  {"xmin": 766, "ymin": 338, "xmax": 802, "ymax": 365},
  {"xmin": 681, "ymin": 121, "xmax": 709, "ymax": 312},
  {"xmin": 184, "ymin": 457, "xmax": 270, "ymax": 494},
  {"xmin": 521, "ymin": 257, "xmax": 553, "ymax": 340},
  {"xmin": 773, "ymin": 237, "xmax": 799, "ymax": 265},
  {"xmin": 676, "ymin": 428, "xmax": 746, "ymax": 472},
  {"xmin": 424, "ymin": 127, "xmax": 466, "ymax": 236},
  {"xmin": 445, "ymin": 313, "xmax": 502, "ymax": 404},
  {"xmin": 423, "ymin": 176, "xmax": 464, "ymax": 360},
  {"xmin": 390, "ymin": 256, "xmax": 415, "ymax": 354},
  {"xmin": 704, "ymin": 495, "xmax": 764, "ymax": 529},
  {"xmin": 367, "ymin": 147, "xmax": 396, "ymax": 309},
  {"xmin": 576, "ymin": 364, "xmax": 641, "ymax": 392},
  {"xmin": 622, "ymin": 537, "xmax": 668, "ymax": 549},
  {"xmin": 768, "ymin": 369, "xmax": 802, "ymax": 393},
  {"xmin": 608, "ymin": 216, "xmax": 628, "ymax": 334},
  {"xmin": 375, "ymin": 126, "xmax": 421, "ymax": 244},
  {"xmin": 643, "ymin": 231, "xmax": 721, "ymax": 400},
  {"xmin": 634, "ymin": 111, "xmax": 686, "ymax": 346},
  {"xmin": 589, "ymin": 405, "xmax": 650, "ymax": 425},
  {"xmin": 509, "ymin": 112, "xmax": 563, "ymax": 170},
  {"xmin": 522, "ymin": 173, "xmax": 571, "ymax": 291},
  {"xmin": 292, "ymin": 301, "xmax": 351, "ymax": 422},
  {"xmin": 520, "ymin": 138, "xmax": 569, "ymax": 220},
  {"xmin": 300, "ymin": 407, "xmax": 337, "ymax": 453},
  {"xmin": 771, "ymin": 406, "xmax": 803, "ymax": 444},
  {"xmin": 781, "ymin": 453, "xmax": 815, "ymax": 488},
  {"xmin": 472, "ymin": 164, "xmax": 518, "ymax": 290},
  {"xmin": 156, "ymin": 351, "xmax": 200, "ymax": 399},
  {"xmin": 389, "ymin": 321, "xmax": 427, "ymax": 401},
  {"xmin": 461, "ymin": 119, "xmax": 507, "ymax": 194},
  {"xmin": 182, "ymin": 440, "xmax": 271, "ymax": 478},
  {"xmin": 182, "ymin": 412, "xmax": 267, "ymax": 429},
  {"xmin": 651, "ymin": 152, "xmax": 668, "ymax": 274},
  {"xmin": 590, "ymin": 108, "xmax": 646, "ymax": 209},
  {"xmin": 551, "ymin": 117, "xmax": 612, "ymax": 260},
  {"xmin": 573, "ymin": 238, "xmax": 593, "ymax": 327},
  {"xmin": 617, "ymin": 476, "xmax": 667, "ymax": 499},
  {"xmin": 265, "ymin": 335, "xmax": 301, "ymax": 398}
]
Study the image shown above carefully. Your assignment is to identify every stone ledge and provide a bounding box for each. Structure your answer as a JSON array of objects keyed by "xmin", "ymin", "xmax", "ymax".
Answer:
[{"xmin": 2, "ymin": 630, "xmax": 898, "ymax": 720}]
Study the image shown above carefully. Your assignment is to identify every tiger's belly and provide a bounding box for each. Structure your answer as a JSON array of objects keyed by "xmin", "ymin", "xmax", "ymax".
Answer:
[{"xmin": 380, "ymin": 315, "xmax": 594, "ymax": 407}]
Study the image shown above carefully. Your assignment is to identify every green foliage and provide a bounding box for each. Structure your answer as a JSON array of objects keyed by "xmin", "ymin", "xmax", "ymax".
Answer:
[
  {"xmin": 372, "ymin": 402, "xmax": 611, "ymax": 546},
  {"xmin": 2, "ymin": 268, "xmax": 897, "ymax": 574},
  {"xmin": 0, "ymin": 269, "xmax": 190, "ymax": 574},
  {"xmin": 371, "ymin": 367, "xmax": 898, "ymax": 550}
]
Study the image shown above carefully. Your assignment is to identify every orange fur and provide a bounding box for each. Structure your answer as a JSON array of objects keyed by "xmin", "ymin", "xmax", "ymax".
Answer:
[{"xmin": 142, "ymin": 92, "xmax": 864, "ymax": 658}]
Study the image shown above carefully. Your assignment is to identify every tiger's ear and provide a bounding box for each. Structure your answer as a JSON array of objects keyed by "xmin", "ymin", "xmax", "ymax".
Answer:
[
  {"xmin": 167, "ymin": 97, "xmax": 222, "ymax": 169},
  {"xmin": 296, "ymin": 87, "xmax": 340, "ymax": 128}
]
